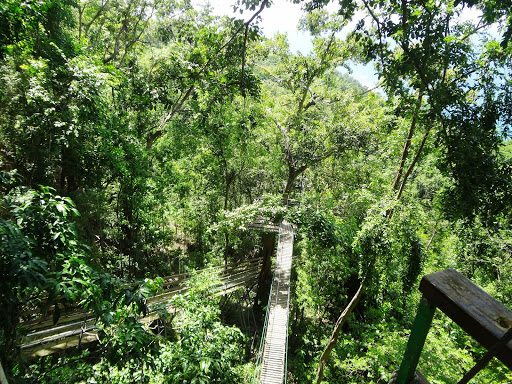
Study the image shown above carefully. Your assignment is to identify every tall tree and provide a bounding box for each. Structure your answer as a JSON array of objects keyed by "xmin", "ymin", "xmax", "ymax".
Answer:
[
  {"xmin": 306, "ymin": 1, "xmax": 512, "ymax": 381},
  {"xmin": 248, "ymin": 16, "xmax": 385, "ymax": 304}
]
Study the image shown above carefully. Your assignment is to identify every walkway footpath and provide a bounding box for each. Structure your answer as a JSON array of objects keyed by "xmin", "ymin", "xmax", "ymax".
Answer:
[{"xmin": 260, "ymin": 222, "xmax": 295, "ymax": 384}]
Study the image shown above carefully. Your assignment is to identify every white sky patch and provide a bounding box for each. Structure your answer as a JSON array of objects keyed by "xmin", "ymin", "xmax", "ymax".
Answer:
[
  {"xmin": 197, "ymin": 0, "xmax": 312, "ymax": 52},
  {"xmin": 458, "ymin": 5, "xmax": 483, "ymax": 23},
  {"xmin": 193, "ymin": 1, "xmax": 496, "ymax": 90},
  {"xmin": 347, "ymin": 63, "xmax": 379, "ymax": 89},
  {"xmin": 195, "ymin": 0, "xmax": 379, "ymax": 87}
]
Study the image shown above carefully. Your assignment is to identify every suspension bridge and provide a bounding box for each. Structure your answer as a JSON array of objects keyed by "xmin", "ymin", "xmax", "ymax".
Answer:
[
  {"xmin": 21, "ymin": 257, "xmax": 264, "ymax": 357},
  {"xmin": 19, "ymin": 219, "xmax": 297, "ymax": 384},
  {"xmin": 254, "ymin": 221, "xmax": 295, "ymax": 384},
  {"xmin": 17, "ymin": 214, "xmax": 512, "ymax": 384}
]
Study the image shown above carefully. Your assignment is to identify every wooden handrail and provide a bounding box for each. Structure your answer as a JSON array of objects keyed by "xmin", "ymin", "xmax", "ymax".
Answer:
[{"xmin": 392, "ymin": 269, "xmax": 512, "ymax": 384}]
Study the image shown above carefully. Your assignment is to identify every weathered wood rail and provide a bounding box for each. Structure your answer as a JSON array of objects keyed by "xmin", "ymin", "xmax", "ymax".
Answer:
[{"xmin": 392, "ymin": 268, "xmax": 512, "ymax": 384}]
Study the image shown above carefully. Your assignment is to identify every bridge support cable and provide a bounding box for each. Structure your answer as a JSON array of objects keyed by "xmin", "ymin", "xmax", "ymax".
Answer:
[
  {"xmin": 254, "ymin": 222, "xmax": 295, "ymax": 384},
  {"xmin": 20, "ymin": 258, "xmax": 263, "ymax": 357}
]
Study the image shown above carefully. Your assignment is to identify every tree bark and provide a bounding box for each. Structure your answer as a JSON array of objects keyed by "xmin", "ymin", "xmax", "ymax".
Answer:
[
  {"xmin": 392, "ymin": 90, "xmax": 423, "ymax": 191},
  {"xmin": 60, "ymin": 145, "xmax": 77, "ymax": 193},
  {"xmin": 315, "ymin": 283, "xmax": 365, "ymax": 384},
  {"xmin": 395, "ymin": 126, "xmax": 432, "ymax": 202},
  {"xmin": 255, "ymin": 232, "xmax": 276, "ymax": 307},
  {"xmin": 119, "ymin": 181, "xmax": 137, "ymax": 277},
  {"xmin": 282, "ymin": 164, "xmax": 307, "ymax": 205},
  {"xmin": 223, "ymin": 175, "xmax": 233, "ymax": 268}
]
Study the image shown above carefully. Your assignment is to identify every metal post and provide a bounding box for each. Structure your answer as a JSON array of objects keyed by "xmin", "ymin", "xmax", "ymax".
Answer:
[{"xmin": 394, "ymin": 296, "xmax": 436, "ymax": 384}]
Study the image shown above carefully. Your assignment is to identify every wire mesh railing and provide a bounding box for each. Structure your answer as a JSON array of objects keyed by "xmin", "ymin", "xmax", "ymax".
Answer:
[
  {"xmin": 284, "ymin": 266, "xmax": 291, "ymax": 384},
  {"xmin": 251, "ymin": 270, "xmax": 276, "ymax": 383},
  {"xmin": 20, "ymin": 258, "xmax": 263, "ymax": 356},
  {"xmin": 252, "ymin": 228, "xmax": 281, "ymax": 384},
  {"xmin": 252, "ymin": 223, "xmax": 293, "ymax": 384}
]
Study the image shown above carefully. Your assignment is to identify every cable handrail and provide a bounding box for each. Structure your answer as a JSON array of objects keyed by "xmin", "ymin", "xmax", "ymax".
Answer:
[
  {"xmin": 252, "ymin": 229, "xmax": 281, "ymax": 384},
  {"xmin": 284, "ymin": 262, "xmax": 291, "ymax": 384},
  {"xmin": 21, "ymin": 260, "xmax": 262, "ymax": 356},
  {"xmin": 251, "ymin": 275, "xmax": 273, "ymax": 383},
  {"xmin": 282, "ymin": 224, "xmax": 292, "ymax": 384},
  {"xmin": 254, "ymin": 222, "xmax": 294, "ymax": 384}
]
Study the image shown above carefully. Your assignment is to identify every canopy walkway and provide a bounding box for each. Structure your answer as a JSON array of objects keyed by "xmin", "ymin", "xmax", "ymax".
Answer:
[
  {"xmin": 254, "ymin": 222, "xmax": 295, "ymax": 384},
  {"xmin": 21, "ymin": 218, "xmax": 298, "ymax": 384},
  {"xmin": 21, "ymin": 257, "xmax": 263, "ymax": 357}
]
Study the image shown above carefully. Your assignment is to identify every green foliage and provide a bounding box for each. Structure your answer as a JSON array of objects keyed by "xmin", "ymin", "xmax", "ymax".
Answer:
[
  {"xmin": 1, "ymin": 0, "xmax": 512, "ymax": 382},
  {"xmin": 153, "ymin": 272, "xmax": 246, "ymax": 383},
  {"xmin": 292, "ymin": 208, "xmax": 359, "ymax": 319},
  {"xmin": 419, "ymin": 314, "xmax": 512, "ymax": 384},
  {"xmin": 95, "ymin": 280, "xmax": 161, "ymax": 368},
  {"xmin": 0, "ymin": 182, "xmax": 94, "ymax": 363},
  {"xmin": 0, "ymin": 179, "xmax": 164, "ymax": 380},
  {"xmin": 88, "ymin": 271, "xmax": 248, "ymax": 384},
  {"xmin": 213, "ymin": 194, "xmax": 286, "ymax": 233},
  {"xmin": 312, "ymin": 312, "xmax": 512, "ymax": 384},
  {"xmin": 351, "ymin": 199, "xmax": 425, "ymax": 305},
  {"xmin": 0, "ymin": 0, "xmax": 75, "ymax": 60},
  {"xmin": 326, "ymin": 320, "xmax": 406, "ymax": 384},
  {"xmin": 21, "ymin": 351, "xmax": 95, "ymax": 384}
]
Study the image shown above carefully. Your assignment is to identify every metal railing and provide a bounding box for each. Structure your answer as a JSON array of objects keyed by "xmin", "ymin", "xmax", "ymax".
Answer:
[
  {"xmin": 252, "ymin": 228, "xmax": 281, "ymax": 384},
  {"xmin": 252, "ymin": 224, "xmax": 293, "ymax": 384},
  {"xmin": 252, "ymin": 269, "xmax": 276, "ymax": 383},
  {"xmin": 20, "ymin": 258, "xmax": 263, "ymax": 356}
]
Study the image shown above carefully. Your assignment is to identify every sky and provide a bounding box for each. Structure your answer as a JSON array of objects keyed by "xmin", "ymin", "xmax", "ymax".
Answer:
[
  {"xmin": 193, "ymin": 0, "xmax": 489, "ymax": 90},
  {"xmin": 194, "ymin": 0, "xmax": 380, "ymax": 89}
]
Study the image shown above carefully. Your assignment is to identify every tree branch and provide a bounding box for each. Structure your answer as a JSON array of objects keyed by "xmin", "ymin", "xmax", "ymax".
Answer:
[
  {"xmin": 84, "ymin": 0, "xmax": 110, "ymax": 39},
  {"xmin": 146, "ymin": 0, "xmax": 269, "ymax": 148},
  {"xmin": 315, "ymin": 282, "xmax": 365, "ymax": 384},
  {"xmin": 392, "ymin": 89, "xmax": 424, "ymax": 191},
  {"xmin": 361, "ymin": 0, "xmax": 387, "ymax": 74},
  {"xmin": 272, "ymin": 116, "xmax": 291, "ymax": 162},
  {"xmin": 240, "ymin": 22, "xmax": 249, "ymax": 97},
  {"xmin": 396, "ymin": 124, "xmax": 432, "ymax": 201}
]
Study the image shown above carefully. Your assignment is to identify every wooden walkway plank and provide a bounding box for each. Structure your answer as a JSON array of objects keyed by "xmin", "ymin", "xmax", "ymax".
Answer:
[{"xmin": 260, "ymin": 222, "xmax": 295, "ymax": 384}]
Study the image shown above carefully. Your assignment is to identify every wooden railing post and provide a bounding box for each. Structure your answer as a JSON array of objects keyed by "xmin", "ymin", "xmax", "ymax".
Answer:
[{"xmin": 392, "ymin": 296, "xmax": 436, "ymax": 384}]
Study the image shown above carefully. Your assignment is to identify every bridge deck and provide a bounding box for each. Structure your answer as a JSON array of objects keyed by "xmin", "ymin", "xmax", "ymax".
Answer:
[
  {"xmin": 260, "ymin": 222, "xmax": 294, "ymax": 384},
  {"xmin": 21, "ymin": 258, "xmax": 262, "ymax": 357}
]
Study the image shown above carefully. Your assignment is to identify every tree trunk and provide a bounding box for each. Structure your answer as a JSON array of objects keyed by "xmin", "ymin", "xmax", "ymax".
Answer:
[
  {"xmin": 224, "ymin": 232, "xmax": 230, "ymax": 268},
  {"xmin": 119, "ymin": 182, "xmax": 137, "ymax": 278},
  {"xmin": 60, "ymin": 145, "xmax": 77, "ymax": 193},
  {"xmin": 282, "ymin": 164, "xmax": 307, "ymax": 205},
  {"xmin": 255, "ymin": 164, "xmax": 304, "ymax": 306},
  {"xmin": 255, "ymin": 232, "xmax": 276, "ymax": 307},
  {"xmin": 282, "ymin": 170, "xmax": 296, "ymax": 205},
  {"xmin": 392, "ymin": 90, "xmax": 423, "ymax": 191},
  {"xmin": 387, "ymin": 91, "xmax": 425, "ymax": 219},
  {"xmin": 255, "ymin": 166, "xmax": 296, "ymax": 305},
  {"xmin": 223, "ymin": 176, "xmax": 233, "ymax": 268},
  {"xmin": 315, "ymin": 283, "xmax": 365, "ymax": 384}
]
